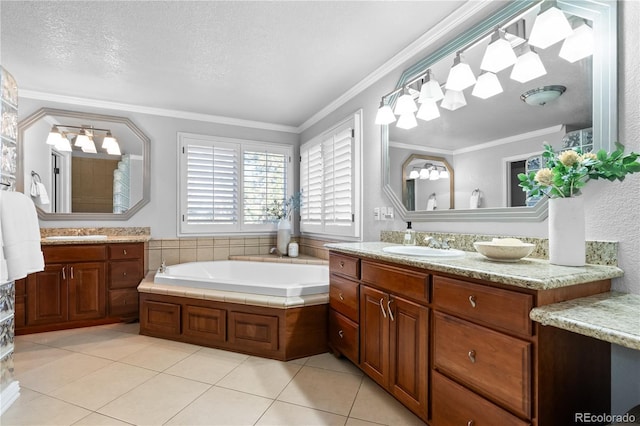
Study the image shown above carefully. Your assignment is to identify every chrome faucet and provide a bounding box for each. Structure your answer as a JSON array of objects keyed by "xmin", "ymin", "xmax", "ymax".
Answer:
[
  {"xmin": 425, "ymin": 237, "xmax": 455, "ymax": 250},
  {"xmin": 159, "ymin": 260, "xmax": 167, "ymax": 273},
  {"xmin": 270, "ymin": 247, "xmax": 283, "ymax": 257}
]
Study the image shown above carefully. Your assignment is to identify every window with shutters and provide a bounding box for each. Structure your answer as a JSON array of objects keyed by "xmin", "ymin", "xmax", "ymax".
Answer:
[
  {"xmin": 178, "ymin": 133, "xmax": 292, "ymax": 235},
  {"xmin": 300, "ymin": 111, "xmax": 362, "ymax": 238}
]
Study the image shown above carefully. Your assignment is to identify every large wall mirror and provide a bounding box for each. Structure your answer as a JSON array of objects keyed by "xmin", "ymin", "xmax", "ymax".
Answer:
[
  {"xmin": 17, "ymin": 108, "xmax": 150, "ymax": 220},
  {"xmin": 382, "ymin": 0, "xmax": 617, "ymax": 222}
]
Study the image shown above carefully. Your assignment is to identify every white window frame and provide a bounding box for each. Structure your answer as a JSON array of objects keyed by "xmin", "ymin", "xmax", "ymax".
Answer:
[
  {"xmin": 178, "ymin": 132, "xmax": 293, "ymax": 236},
  {"xmin": 300, "ymin": 110, "xmax": 362, "ymax": 239}
]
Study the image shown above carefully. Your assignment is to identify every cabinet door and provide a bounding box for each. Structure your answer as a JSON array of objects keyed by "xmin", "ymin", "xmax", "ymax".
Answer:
[
  {"xmin": 360, "ymin": 285, "xmax": 389, "ymax": 387},
  {"xmin": 389, "ymin": 295, "xmax": 429, "ymax": 420},
  {"xmin": 68, "ymin": 262, "xmax": 106, "ymax": 321},
  {"xmin": 26, "ymin": 264, "xmax": 68, "ymax": 325}
]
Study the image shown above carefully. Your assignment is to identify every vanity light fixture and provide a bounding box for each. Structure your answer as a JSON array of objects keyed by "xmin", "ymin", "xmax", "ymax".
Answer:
[
  {"xmin": 445, "ymin": 52, "xmax": 476, "ymax": 92},
  {"xmin": 520, "ymin": 85, "xmax": 566, "ymax": 106},
  {"xmin": 472, "ymin": 71, "xmax": 503, "ymax": 99},
  {"xmin": 396, "ymin": 112, "xmax": 418, "ymax": 130},
  {"xmin": 375, "ymin": 100, "xmax": 396, "ymax": 125},
  {"xmin": 429, "ymin": 168, "xmax": 440, "ymax": 180},
  {"xmin": 46, "ymin": 125, "xmax": 122, "ymax": 156},
  {"xmin": 528, "ymin": 3, "xmax": 573, "ymax": 49},
  {"xmin": 510, "ymin": 45, "xmax": 546, "ymax": 83},
  {"xmin": 45, "ymin": 125, "xmax": 63, "ymax": 145},
  {"xmin": 440, "ymin": 89, "xmax": 467, "ymax": 111},
  {"xmin": 559, "ymin": 21, "xmax": 594, "ymax": 63},
  {"xmin": 480, "ymin": 29, "xmax": 518, "ymax": 73},
  {"xmin": 74, "ymin": 129, "xmax": 91, "ymax": 148},
  {"xmin": 418, "ymin": 70, "xmax": 445, "ymax": 103},
  {"xmin": 439, "ymin": 167, "xmax": 450, "ymax": 179},
  {"xmin": 409, "ymin": 168, "xmax": 420, "ymax": 180},
  {"xmin": 416, "ymin": 99, "xmax": 440, "ymax": 121},
  {"xmin": 55, "ymin": 137, "xmax": 72, "ymax": 152},
  {"xmin": 394, "ymin": 87, "xmax": 418, "ymax": 116}
]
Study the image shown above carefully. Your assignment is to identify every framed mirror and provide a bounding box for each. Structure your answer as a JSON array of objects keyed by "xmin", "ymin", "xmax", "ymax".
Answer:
[
  {"xmin": 17, "ymin": 108, "xmax": 150, "ymax": 220},
  {"xmin": 381, "ymin": 0, "xmax": 617, "ymax": 222},
  {"xmin": 393, "ymin": 153, "xmax": 454, "ymax": 211}
]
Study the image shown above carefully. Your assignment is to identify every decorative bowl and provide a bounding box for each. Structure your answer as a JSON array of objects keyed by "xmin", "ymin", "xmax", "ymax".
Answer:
[{"xmin": 473, "ymin": 239, "xmax": 535, "ymax": 262}]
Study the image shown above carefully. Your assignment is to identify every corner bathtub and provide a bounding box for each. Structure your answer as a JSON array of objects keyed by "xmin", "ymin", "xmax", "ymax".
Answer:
[
  {"xmin": 153, "ymin": 260, "xmax": 329, "ymax": 297},
  {"xmin": 138, "ymin": 260, "xmax": 330, "ymax": 360}
]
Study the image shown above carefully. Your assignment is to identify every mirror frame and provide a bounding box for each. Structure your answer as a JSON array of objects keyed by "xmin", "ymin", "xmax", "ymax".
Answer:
[
  {"xmin": 382, "ymin": 0, "xmax": 617, "ymax": 222},
  {"xmin": 17, "ymin": 108, "xmax": 151, "ymax": 220},
  {"xmin": 401, "ymin": 154, "xmax": 454, "ymax": 210}
]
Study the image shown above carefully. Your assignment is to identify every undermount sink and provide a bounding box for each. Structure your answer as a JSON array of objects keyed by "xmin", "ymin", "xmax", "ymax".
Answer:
[
  {"xmin": 382, "ymin": 245, "xmax": 465, "ymax": 258},
  {"xmin": 45, "ymin": 235, "xmax": 108, "ymax": 241}
]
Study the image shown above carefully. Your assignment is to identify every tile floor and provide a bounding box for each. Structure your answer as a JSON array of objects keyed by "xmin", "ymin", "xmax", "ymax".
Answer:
[{"xmin": 2, "ymin": 323, "xmax": 427, "ymax": 426}]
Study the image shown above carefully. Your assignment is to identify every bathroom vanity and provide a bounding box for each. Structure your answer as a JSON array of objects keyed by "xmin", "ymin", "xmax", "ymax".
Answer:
[
  {"xmin": 327, "ymin": 242, "xmax": 623, "ymax": 426},
  {"xmin": 14, "ymin": 238, "xmax": 146, "ymax": 334}
]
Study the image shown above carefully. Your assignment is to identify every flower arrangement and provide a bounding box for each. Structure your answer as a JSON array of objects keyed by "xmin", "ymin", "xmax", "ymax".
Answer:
[
  {"xmin": 265, "ymin": 191, "xmax": 303, "ymax": 220},
  {"xmin": 518, "ymin": 143, "xmax": 640, "ymax": 198}
]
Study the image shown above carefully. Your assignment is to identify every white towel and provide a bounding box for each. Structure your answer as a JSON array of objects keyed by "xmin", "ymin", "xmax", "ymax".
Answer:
[
  {"xmin": 0, "ymin": 191, "xmax": 45, "ymax": 281},
  {"xmin": 0, "ymin": 213, "xmax": 7, "ymax": 283},
  {"xmin": 426, "ymin": 198, "xmax": 436, "ymax": 211},
  {"xmin": 470, "ymin": 192, "xmax": 480, "ymax": 209},
  {"xmin": 36, "ymin": 182, "xmax": 50, "ymax": 205}
]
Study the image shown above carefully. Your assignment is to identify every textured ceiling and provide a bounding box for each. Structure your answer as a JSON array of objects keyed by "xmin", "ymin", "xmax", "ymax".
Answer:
[{"xmin": 1, "ymin": 1, "xmax": 466, "ymax": 128}]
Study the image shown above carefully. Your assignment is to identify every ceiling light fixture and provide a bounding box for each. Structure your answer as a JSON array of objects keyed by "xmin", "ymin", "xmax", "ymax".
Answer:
[
  {"xmin": 445, "ymin": 52, "xmax": 476, "ymax": 92},
  {"xmin": 528, "ymin": 4, "xmax": 573, "ymax": 49},
  {"xmin": 520, "ymin": 85, "xmax": 566, "ymax": 106},
  {"xmin": 440, "ymin": 89, "xmax": 467, "ymax": 111},
  {"xmin": 559, "ymin": 21, "xmax": 594, "ymax": 63},
  {"xmin": 510, "ymin": 45, "xmax": 546, "ymax": 83},
  {"xmin": 480, "ymin": 29, "xmax": 518, "ymax": 73},
  {"xmin": 472, "ymin": 72, "xmax": 503, "ymax": 99}
]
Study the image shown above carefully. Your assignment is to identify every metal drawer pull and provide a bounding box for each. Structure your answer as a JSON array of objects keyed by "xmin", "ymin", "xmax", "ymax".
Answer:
[
  {"xmin": 468, "ymin": 350, "xmax": 476, "ymax": 363},
  {"xmin": 338, "ymin": 330, "xmax": 344, "ymax": 338},
  {"xmin": 123, "ymin": 272, "xmax": 127, "ymax": 276},
  {"xmin": 62, "ymin": 266, "xmax": 66, "ymax": 280},
  {"xmin": 123, "ymin": 249, "xmax": 128, "ymax": 255},
  {"xmin": 379, "ymin": 298, "xmax": 387, "ymax": 318},
  {"xmin": 339, "ymin": 292, "xmax": 344, "ymax": 301},
  {"xmin": 387, "ymin": 300, "xmax": 394, "ymax": 321},
  {"xmin": 339, "ymin": 261, "xmax": 345, "ymax": 268},
  {"xmin": 468, "ymin": 295, "xmax": 477, "ymax": 308},
  {"xmin": 70, "ymin": 266, "xmax": 74, "ymax": 279},
  {"xmin": 467, "ymin": 421, "xmax": 474, "ymax": 426}
]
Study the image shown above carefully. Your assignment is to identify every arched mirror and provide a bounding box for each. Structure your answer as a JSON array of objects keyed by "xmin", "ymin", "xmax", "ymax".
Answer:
[
  {"xmin": 17, "ymin": 108, "xmax": 150, "ymax": 220},
  {"xmin": 381, "ymin": 0, "xmax": 617, "ymax": 222}
]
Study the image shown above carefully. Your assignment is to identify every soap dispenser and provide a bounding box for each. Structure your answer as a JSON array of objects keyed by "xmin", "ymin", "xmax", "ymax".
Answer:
[{"xmin": 403, "ymin": 222, "xmax": 416, "ymax": 245}]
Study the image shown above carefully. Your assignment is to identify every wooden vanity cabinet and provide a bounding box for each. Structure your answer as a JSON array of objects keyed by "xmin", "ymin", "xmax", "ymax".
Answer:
[
  {"xmin": 328, "ymin": 254, "xmax": 361, "ymax": 365},
  {"xmin": 108, "ymin": 243, "xmax": 144, "ymax": 319}
]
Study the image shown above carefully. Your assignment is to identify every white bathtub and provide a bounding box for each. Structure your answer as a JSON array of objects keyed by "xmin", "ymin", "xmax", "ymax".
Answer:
[{"xmin": 153, "ymin": 261, "xmax": 329, "ymax": 297}]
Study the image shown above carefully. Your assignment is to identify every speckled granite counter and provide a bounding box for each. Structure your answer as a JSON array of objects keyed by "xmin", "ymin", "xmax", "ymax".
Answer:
[
  {"xmin": 40, "ymin": 227, "xmax": 150, "ymax": 245},
  {"xmin": 325, "ymin": 242, "xmax": 623, "ymax": 290},
  {"xmin": 530, "ymin": 292, "xmax": 640, "ymax": 351},
  {"xmin": 41, "ymin": 235, "xmax": 150, "ymax": 245}
]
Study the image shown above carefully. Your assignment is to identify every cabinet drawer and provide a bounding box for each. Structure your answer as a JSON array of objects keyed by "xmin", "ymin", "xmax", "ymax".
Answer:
[
  {"xmin": 361, "ymin": 261, "xmax": 429, "ymax": 304},
  {"xmin": 108, "ymin": 243, "xmax": 144, "ymax": 260},
  {"xmin": 43, "ymin": 245, "xmax": 106, "ymax": 263},
  {"xmin": 432, "ymin": 371, "xmax": 530, "ymax": 426},
  {"xmin": 433, "ymin": 276, "xmax": 533, "ymax": 336},
  {"xmin": 433, "ymin": 312, "xmax": 531, "ymax": 418},
  {"xmin": 329, "ymin": 309, "xmax": 359, "ymax": 364},
  {"xmin": 109, "ymin": 260, "xmax": 144, "ymax": 289},
  {"xmin": 329, "ymin": 275, "xmax": 359, "ymax": 322},
  {"xmin": 109, "ymin": 289, "xmax": 139, "ymax": 317},
  {"xmin": 329, "ymin": 254, "xmax": 360, "ymax": 280}
]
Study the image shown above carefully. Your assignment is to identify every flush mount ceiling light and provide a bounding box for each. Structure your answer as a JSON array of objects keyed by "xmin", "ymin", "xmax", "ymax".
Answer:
[
  {"xmin": 520, "ymin": 85, "xmax": 566, "ymax": 106},
  {"xmin": 396, "ymin": 112, "xmax": 418, "ymax": 130},
  {"xmin": 510, "ymin": 45, "xmax": 546, "ymax": 83},
  {"xmin": 472, "ymin": 72, "xmax": 503, "ymax": 99},
  {"xmin": 445, "ymin": 52, "xmax": 476, "ymax": 92},
  {"xmin": 418, "ymin": 70, "xmax": 445, "ymax": 103},
  {"xmin": 416, "ymin": 99, "xmax": 440, "ymax": 121},
  {"xmin": 440, "ymin": 89, "xmax": 467, "ymax": 111},
  {"xmin": 528, "ymin": 4, "xmax": 573, "ymax": 49},
  {"xmin": 375, "ymin": 100, "xmax": 396, "ymax": 125},
  {"xmin": 559, "ymin": 22, "xmax": 594, "ymax": 63},
  {"xmin": 394, "ymin": 87, "xmax": 418, "ymax": 116},
  {"xmin": 46, "ymin": 124, "xmax": 122, "ymax": 155},
  {"xmin": 480, "ymin": 29, "xmax": 518, "ymax": 73}
]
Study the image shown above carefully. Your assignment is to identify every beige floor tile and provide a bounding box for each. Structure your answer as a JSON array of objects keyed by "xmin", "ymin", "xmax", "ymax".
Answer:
[
  {"xmin": 50, "ymin": 362, "xmax": 157, "ymax": 410},
  {"xmin": 97, "ymin": 373, "xmax": 210, "ymax": 425},
  {"xmin": 13, "ymin": 340, "xmax": 75, "ymax": 374},
  {"xmin": 96, "ymin": 322, "xmax": 141, "ymax": 334},
  {"xmin": 165, "ymin": 386, "xmax": 272, "ymax": 425},
  {"xmin": 255, "ymin": 401, "xmax": 347, "ymax": 426},
  {"xmin": 119, "ymin": 342, "xmax": 195, "ymax": 372},
  {"xmin": 216, "ymin": 356, "xmax": 302, "ymax": 398},
  {"xmin": 345, "ymin": 418, "xmax": 384, "ymax": 426},
  {"xmin": 349, "ymin": 377, "xmax": 426, "ymax": 426},
  {"xmin": 288, "ymin": 356, "xmax": 310, "ymax": 365},
  {"xmin": 17, "ymin": 326, "xmax": 106, "ymax": 346},
  {"xmin": 72, "ymin": 412, "xmax": 134, "ymax": 425},
  {"xmin": 165, "ymin": 347, "xmax": 248, "ymax": 384},
  {"xmin": 71, "ymin": 332, "xmax": 154, "ymax": 361},
  {"xmin": 0, "ymin": 394, "xmax": 91, "ymax": 425},
  {"xmin": 305, "ymin": 352, "xmax": 363, "ymax": 376},
  {"xmin": 277, "ymin": 365, "xmax": 362, "ymax": 416},
  {"xmin": 16, "ymin": 352, "xmax": 112, "ymax": 394}
]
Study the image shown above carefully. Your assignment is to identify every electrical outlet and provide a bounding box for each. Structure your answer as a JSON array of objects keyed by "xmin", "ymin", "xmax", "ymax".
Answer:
[
  {"xmin": 374, "ymin": 207, "xmax": 380, "ymax": 221},
  {"xmin": 387, "ymin": 206, "xmax": 394, "ymax": 219},
  {"xmin": 380, "ymin": 206, "xmax": 387, "ymax": 219}
]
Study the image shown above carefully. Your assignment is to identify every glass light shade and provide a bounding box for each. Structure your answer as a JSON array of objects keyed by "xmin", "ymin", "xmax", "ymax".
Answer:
[
  {"xmin": 439, "ymin": 169, "xmax": 450, "ymax": 179},
  {"xmin": 81, "ymin": 138, "xmax": 97, "ymax": 153},
  {"xmin": 429, "ymin": 169, "xmax": 440, "ymax": 180},
  {"xmin": 409, "ymin": 170, "xmax": 420, "ymax": 180},
  {"xmin": 480, "ymin": 33, "xmax": 517, "ymax": 73},
  {"xmin": 46, "ymin": 126, "xmax": 62, "ymax": 145},
  {"xmin": 419, "ymin": 168, "xmax": 429, "ymax": 179},
  {"xmin": 375, "ymin": 104, "xmax": 396, "ymax": 125},
  {"xmin": 74, "ymin": 131, "xmax": 90, "ymax": 148},
  {"xmin": 416, "ymin": 100, "xmax": 440, "ymax": 121},
  {"xmin": 394, "ymin": 93, "xmax": 418, "ymax": 116},
  {"xmin": 418, "ymin": 77, "xmax": 444, "ymax": 103},
  {"xmin": 559, "ymin": 23, "xmax": 594, "ymax": 63},
  {"xmin": 54, "ymin": 137, "xmax": 72, "ymax": 152},
  {"xmin": 472, "ymin": 72, "xmax": 503, "ymax": 99},
  {"xmin": 440, "ymin": 89, "xmax": 467, "ymax": 111},
  {"xmin": 510, "ymin": 48, "xmax": 546, "ymax": 83},
  {"xmin": 528, "ymin": 6, "xmax": 572, "ymax": 49},
  {"xmin": 445, "ymin": 55, "xmax": 476, "ymax": 91},
  {"xmin": 107, "ymin": 142, "xmax": 122, "ymax": 156},
  {"xmin": 102, "ymin": 133, "xmax": 117, "ymax": 149},
  {"xmin": 396, "ymin": 112, "xmax": 417, "ymax": 129}
]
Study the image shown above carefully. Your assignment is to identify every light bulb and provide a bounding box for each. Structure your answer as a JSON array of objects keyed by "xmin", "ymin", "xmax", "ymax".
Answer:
[
  {"xmin": 429, "ymin": 169, "xmax": 440, "ymax": 180},
  {"xmin": 419, "ymin": 168, "xmax": 429, "ymax": 179},
  {"xmin": 409, "ymin": 170, "xmax": 420, "ymax": 180},
  {"xmin": 439, "ymin": 168, "xmax": 450, "ymax": 179},
  {"xmin": 75, "ymin": 130, "xmax": 90, "ymax": 148}
]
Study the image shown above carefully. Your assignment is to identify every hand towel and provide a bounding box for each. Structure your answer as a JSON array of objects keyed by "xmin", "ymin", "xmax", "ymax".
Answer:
[
  {"xmin": 35, "ymin": 182, "xmax": 50, "ymax": 205},
  {"xmin": 426, "ymin": 197, "xmax": 436, "ymax": 211},
  {"xmin": 470, "ymin": 190, "xmax": 480, "ymax": 209},
  {"xmin": 0, "ymin": 191, "xmax": 44, "ymax": 280}
]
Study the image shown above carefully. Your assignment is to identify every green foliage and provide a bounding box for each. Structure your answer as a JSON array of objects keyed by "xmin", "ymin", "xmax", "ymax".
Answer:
[
  {"xmin": 265, "ymin": 191, "xmax": 303, "ymax": 220},
  {"xmin": 518, "ymin": 143, "xmax": 640, "ymax": 199}
]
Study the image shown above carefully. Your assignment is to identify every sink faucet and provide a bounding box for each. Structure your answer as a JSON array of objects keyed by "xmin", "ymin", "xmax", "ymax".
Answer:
[
  {"xmin": 425, "ymin": 237, "xmax": 455, "ymax": 250},
  {"xmin": 270, "ymin": 247, "xmax": 283, "ymax": 257},
  {"xmin": 159, "ymin": 260, "xmax": 167, "ymax": 273}
]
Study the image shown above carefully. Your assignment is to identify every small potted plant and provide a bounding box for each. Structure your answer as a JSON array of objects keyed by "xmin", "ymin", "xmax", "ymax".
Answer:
[{"xmin": 266, "ymin": 192, "xmax": 302, "ymax": 255}]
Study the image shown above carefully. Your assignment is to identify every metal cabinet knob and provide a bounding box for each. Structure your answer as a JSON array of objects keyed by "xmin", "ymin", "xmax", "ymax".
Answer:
[
  {"xmin": 338, "ymin": 330, "xmax": 344, "ymax": 338},
  {"xmin": 468, "ymin": 350, "xmax": 476, "ymax": 363},
  {"xmin": 339, "ymin": 261, "xmax": 344, "ymax": 268},
  {"xmin": 468, "ymin": 295, "xmax": 477, "ymax": 308},
  {"xmin": 467, "ymin": 421, "xmax": 474, "ymax": 426},
  {"xmin": 123, "ymin": 249, "xmax": 128, "ymax": 255},
  {"xmin": 123, "ymin": 272, "xmax": 127, "ymax": 276},
  {"xmin": 339, "ymin": 292, "xmax": 344, "ymax": 301}
]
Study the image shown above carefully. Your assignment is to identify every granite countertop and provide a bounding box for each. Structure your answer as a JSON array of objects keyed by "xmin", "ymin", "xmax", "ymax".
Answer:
[
  {"xmin": 530, "ymin": 292, "xmax": 640, "ymax": 351},
  {"xmin": 41, "ymin": 235, "xmax": 150, "ymax": 245},
  {"xmin": 326, "ymin": 242, "xmax": 623, "ymax": 291},
  {"xmin": 39, "ymin": 227, "xmax": 151, "ymax": 245}
]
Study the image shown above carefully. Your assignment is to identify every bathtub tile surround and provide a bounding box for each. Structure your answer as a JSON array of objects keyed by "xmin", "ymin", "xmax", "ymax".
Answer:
[{"xmin": 380, "ymin": 230, "xmax": 618, "ymax": 266}]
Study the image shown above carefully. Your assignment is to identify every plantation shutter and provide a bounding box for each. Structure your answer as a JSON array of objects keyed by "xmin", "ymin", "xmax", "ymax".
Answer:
[
  {"xmin": 184, "ymin": 142, "xmax": 239, "ymax": 229},
  {"xmin": 300, "ymin": 141, "xmax": 323, "ymax": 233},
  {"xmin": 243, "ymin": 149, "xmax": 287, "ymax": 224},
  {"xmin": 323, "ymin": 126, "xmax": 354, "ymax": 235}
]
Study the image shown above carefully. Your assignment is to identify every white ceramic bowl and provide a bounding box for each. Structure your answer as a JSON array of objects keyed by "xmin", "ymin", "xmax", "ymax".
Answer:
[{"xmin": 473, "ymin": 241, "xmax": 535, "ymax": 262}]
